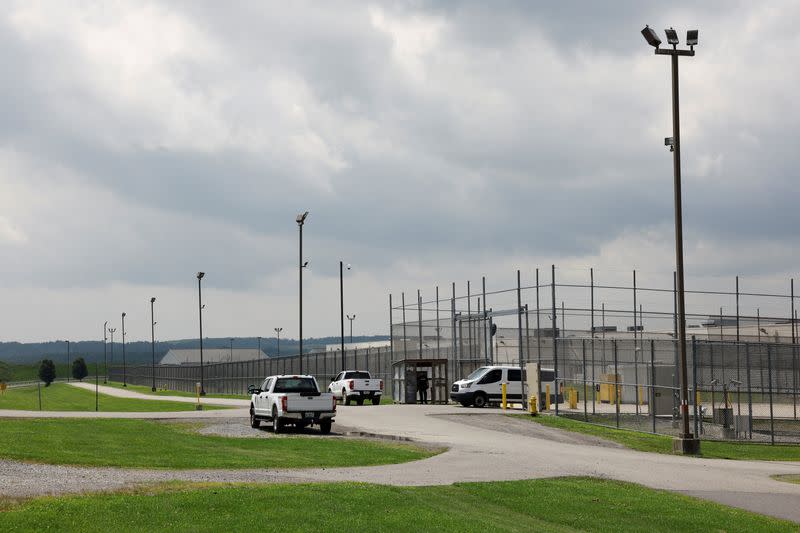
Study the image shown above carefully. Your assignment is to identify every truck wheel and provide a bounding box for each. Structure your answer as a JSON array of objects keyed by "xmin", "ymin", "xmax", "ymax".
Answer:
[
  {"xmin": 372, "ymin": 397, "xmax": 380, "ymax": 406},
  {"xmin": 343, "ymin": 389, "xmax": 351, "ymax": 406},
  {"xmin": 271, "ymin": 407, "xmax": 283, "ymax": 434},
  {"xmin": 249, "ymin": 406, "xmax": 260, "ymax": 428},
  {"xmin": 319, "ymin": 420, "xmax": 332, "ymax": 434},
  {"xmin": 473, "ymin": 393, "xmax": 488, "ymax": 408},
  {"xmin": 356, "ymin": 398, "xmax": 364, "ymax": 406}
]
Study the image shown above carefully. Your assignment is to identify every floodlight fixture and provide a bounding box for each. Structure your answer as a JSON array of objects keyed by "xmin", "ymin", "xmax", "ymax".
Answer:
[
  {"xmin": 151, "ymin": 297, "xmax": 156, "ymax": 303},
  {"xmin": 296, "ymin": 211, "xmax": 309, "ymax": 225},
  {"xmin": 665, "ymin": 27, "xmax": 679, "ymax": 45},
  {"xmin": 302, "ymin": 261, "xmax": 309, "ymax": 268},
  {"xmin": 686, "ymin": 29, "xmax": 698, "ymax": 47},
  {"xmin": 197, "ymin": 271, "xmax": 205, "ymax": 280},
  {"xmin": 641, "ymin": 25, "xmax": 661, "ymax": 48}
]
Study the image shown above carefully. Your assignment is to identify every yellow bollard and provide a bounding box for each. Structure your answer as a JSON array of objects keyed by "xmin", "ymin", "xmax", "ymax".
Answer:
[
  {"xmin": 501, "ymin": 383, "xmax": 507, "ymax": 410},
  {"xmin": 529, "ymin": 395, "xmax": 538, "ymax": 415},
  {"xmin": 568, "ymin": 388, "xmax": 578, "ymax": 409},
  {"xmin": 195, "ymin": 382, "xmax": 203, "ymax": 411},
  {"xmin": 545, "ymin": 384, "xmax": 551, "ymax": 411}
]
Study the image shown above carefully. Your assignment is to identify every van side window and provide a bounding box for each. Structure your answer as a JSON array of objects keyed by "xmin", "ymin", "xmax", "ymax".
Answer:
[
  {"xmin": 478, "ymin": 369, "xmax": 502, "ymax": 384},
  {"xmin": 508, "ymin": 369, "xmax": 522, "ymax": 382},
  {"xmin": 541, "ymin": 371, "xmax": 554, "ymax": 382}
]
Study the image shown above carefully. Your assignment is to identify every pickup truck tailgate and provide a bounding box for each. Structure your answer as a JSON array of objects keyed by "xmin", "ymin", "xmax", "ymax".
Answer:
[
  {"xmin": 353, "ymin": 379, "xmax": 381, "ymax": 391},
  {"xmin": 287, "ymin": 394, "xmax": 334, "ymax": 412}
]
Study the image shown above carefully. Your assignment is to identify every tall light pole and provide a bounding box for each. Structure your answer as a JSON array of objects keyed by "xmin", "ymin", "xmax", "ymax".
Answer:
[
  {"xmin": 121, "ymin": 312, "xmax": 127, "ymax": 387},
  {"xmin": 150, "ymin": 297, "xmax": 156, "ymax": 392},
  {"xmin": 108, "ymin": 327, "xmax": 116, "ymax": 380},
  {"xmin": 257, "ymin": 336, "xmax": 262, "ymax": 358},
  {"xmin": 65, "ymin": 340, "xmax": 70, "ymax": 382},
  {"xmin": 296, "ymin": 211, "xmax": 309, "ymax": 373},
  {"xmin": 274, "ymin": 327, "xmax": 283, "ymax": 357},
  {"xmin": 229, "ymin": 338, "xmax": 234, "ymax": 361},
  {"xmin": 339, "ymin": 262, "xmax": 351, "ymax": 370},
  {"xmin": 347, "ymin": 314, "xmax": 356, "ymax": 344},
  {"xmin": 197, "ymin": 271, "xmax": 206, "ymax": 395},
  {"xmin": 103, "ymin": 321, "xmax": 108, "ymax": 383},
  {"xmin": 641, "ymin": 25, "xmax": 700, "ymax": 454}
]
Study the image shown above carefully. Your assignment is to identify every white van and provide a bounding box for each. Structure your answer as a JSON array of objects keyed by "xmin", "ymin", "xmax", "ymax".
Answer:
[{"xmin": 450, "ymin": 365, "xmax": 558, "ymax": 408}]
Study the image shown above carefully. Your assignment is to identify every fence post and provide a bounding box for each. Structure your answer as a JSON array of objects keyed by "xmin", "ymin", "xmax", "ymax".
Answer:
[
  {"xmin": 768, "ymin": 344, "xmax": 775, "ymax": 445},
  {"xmin": 552, "ymin": 264, "xmax": 558, "ymax": 417},
  {"xmin": 417, "ymin": 289, "xmax": 423, "ymax": 361},
  {"xmin": 389, "ymin": 293, "xmax": 394, "ymax": 364},
  {"xmin": 745, "ymin": 342, "xmax": 753, "ymax": 439},
  {"xmin": 613, "ymin": 339, "xmax": 619, "ymax": 429},
  {"xmin": 692, "ymin": 336, "xmax": 699, "ymax": 438},
  {"xmin": 482, "ymin": 277, "xmax": 488, "ymax": 365},
  {"xmin": 516, "ymin": 270, "xmax": 525, "ymax": 401},
  {"xmin": 436, "ymin": 286, "xmax": 441, "ymax": 360},
  {"xmin": 536, "ymin": 268, "xmax": 542, "ymax": 371},
  {"xmin": 590, "ymin": 267, "xmax": 595, "ymax": 415},
  {"xmin": 582, "ymin": 338, "xmax": 588, "ymax": 422},
  {"xmin": 650, "ymin": 339, "xmax": 656, "ymax": 434}
]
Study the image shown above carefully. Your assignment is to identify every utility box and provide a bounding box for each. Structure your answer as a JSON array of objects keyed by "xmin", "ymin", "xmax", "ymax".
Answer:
[
  {"xmin": 652, "ymin": 365, "xmax": 678, "ymax": 416},
  {"xmin": 599, "ymin": 373, "xmax": 621, "ymax": 404}
]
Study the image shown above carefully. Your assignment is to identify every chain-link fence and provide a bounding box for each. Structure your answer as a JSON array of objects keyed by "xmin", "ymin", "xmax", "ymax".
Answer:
[
  {"xmin": 553, "ymin": 338, "xmax": 800, "ymax": 444},
  {"xmin": 111, "ymin": 346, "xmax": 393, "ymax": 397}
]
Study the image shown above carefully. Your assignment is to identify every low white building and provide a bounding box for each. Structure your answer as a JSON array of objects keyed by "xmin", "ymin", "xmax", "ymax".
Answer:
[{"xmin": 159, "ymin": 348, "xmax": 266, "ymax": 365}]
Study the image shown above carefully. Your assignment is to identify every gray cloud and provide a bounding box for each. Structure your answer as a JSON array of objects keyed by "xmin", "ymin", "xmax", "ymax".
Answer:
[{"xmin": 0, "ymin": 1, "xmax": 798, "ymax": 341}]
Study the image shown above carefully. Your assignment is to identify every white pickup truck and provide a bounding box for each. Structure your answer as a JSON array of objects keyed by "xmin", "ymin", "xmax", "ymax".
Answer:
[
  {"xmin": 328, "ymin": 370, "xmax": 383, "ymax": 405},
  {"xmin": 248, "ymin": 375, "xmax": 336, "ymax": 434}
]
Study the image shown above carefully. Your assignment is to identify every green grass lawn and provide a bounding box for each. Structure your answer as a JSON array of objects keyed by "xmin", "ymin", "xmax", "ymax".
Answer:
[
  {"xmin": 0, "ymin": 418, "xmax": 435, "ymax": 469},
  {"xmin": 0, "ymin": 383, "xmax": 226, "ymax": 412},
  {"xmin": 513, "ymin": 414, "xmax": 800, "ymax": 461},
  {"xmin": 773, "ymin": 474, "xmax": 800, "ymax": 484},
  {"xmin": 0, "ymin": 477, "xmax": 794, "ymax": 532},
  {"xmin": 104, "ymin": 381, "xmax": 245, "ymax": 399}
]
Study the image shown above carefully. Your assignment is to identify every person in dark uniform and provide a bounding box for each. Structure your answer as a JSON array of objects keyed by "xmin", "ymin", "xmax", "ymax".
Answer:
[{"xmin": 417, "ymin": 372, "xmax": 429, "ymax": 404}]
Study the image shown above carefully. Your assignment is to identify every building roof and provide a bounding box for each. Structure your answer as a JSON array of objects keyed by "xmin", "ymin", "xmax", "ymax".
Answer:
[{"xmin": 159, "ymin": 348, "xmax": 266, "ymax": 365}]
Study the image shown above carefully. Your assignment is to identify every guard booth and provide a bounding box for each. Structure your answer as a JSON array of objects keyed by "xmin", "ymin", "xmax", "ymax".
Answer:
[{"xmin": 392, "ymin": 358, "xmax": 448, "ymax": 404}]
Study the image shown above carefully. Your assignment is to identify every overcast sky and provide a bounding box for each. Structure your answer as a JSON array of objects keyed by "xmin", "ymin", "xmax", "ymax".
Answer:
[{"xmin": 1, "ymin": 1, "xmax": 798, "ymax": 343}]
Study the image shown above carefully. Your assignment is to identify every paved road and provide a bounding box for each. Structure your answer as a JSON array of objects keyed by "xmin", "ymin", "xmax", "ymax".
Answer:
[{"xmin": 2, "ymin": 385, "xmax": 799, "ymax": 522}]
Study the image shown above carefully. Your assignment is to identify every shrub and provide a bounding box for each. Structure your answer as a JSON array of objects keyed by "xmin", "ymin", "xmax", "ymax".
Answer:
[
  {"xmin": 72, "ymin": 357, "xmax": 89, "ymax": 381},
  {"xmin": 38, "ymin": 359, "xmax": 56, "ymax": 386}
]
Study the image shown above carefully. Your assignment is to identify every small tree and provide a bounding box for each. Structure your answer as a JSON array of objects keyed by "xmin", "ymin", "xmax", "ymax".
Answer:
[
  {"xmin": 39, "ymin": 359, "xmax": 56, "ymax": 386},
  {"xmin": 72, "ymin": 357, "xmax": 89, "ymax": 381}
]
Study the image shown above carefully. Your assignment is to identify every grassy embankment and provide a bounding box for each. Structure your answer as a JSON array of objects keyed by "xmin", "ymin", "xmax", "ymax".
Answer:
[
  {"xmin": 0, "ymin": 361, "xmax": 105, "ymax": 383},
  {"xmin": 514, "ymin": 414, "xmax": 800, "ymax": 461},
  {"xmin": 0, "ymin": 383, "xmax": 226, "ymax": 412},
  {"xmin": 0, "ymin": 478, "xmax": 794, "ymax": 532},
  {"xmin": 0, "ymin": 418, "xmax": 435, "ymax": 469}
]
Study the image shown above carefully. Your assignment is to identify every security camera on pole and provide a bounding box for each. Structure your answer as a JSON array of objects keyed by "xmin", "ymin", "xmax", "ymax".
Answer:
[
  {"xmin": 641, "ymin": 25, "xmax": 700, "ymax": 454},
  {"xmin": 197, "ymin": 271, "xmax": 206, "ymax": 396},
  {"xmin": 296, "ymin": 211, "xmax": 309, "ymax": 374}
]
